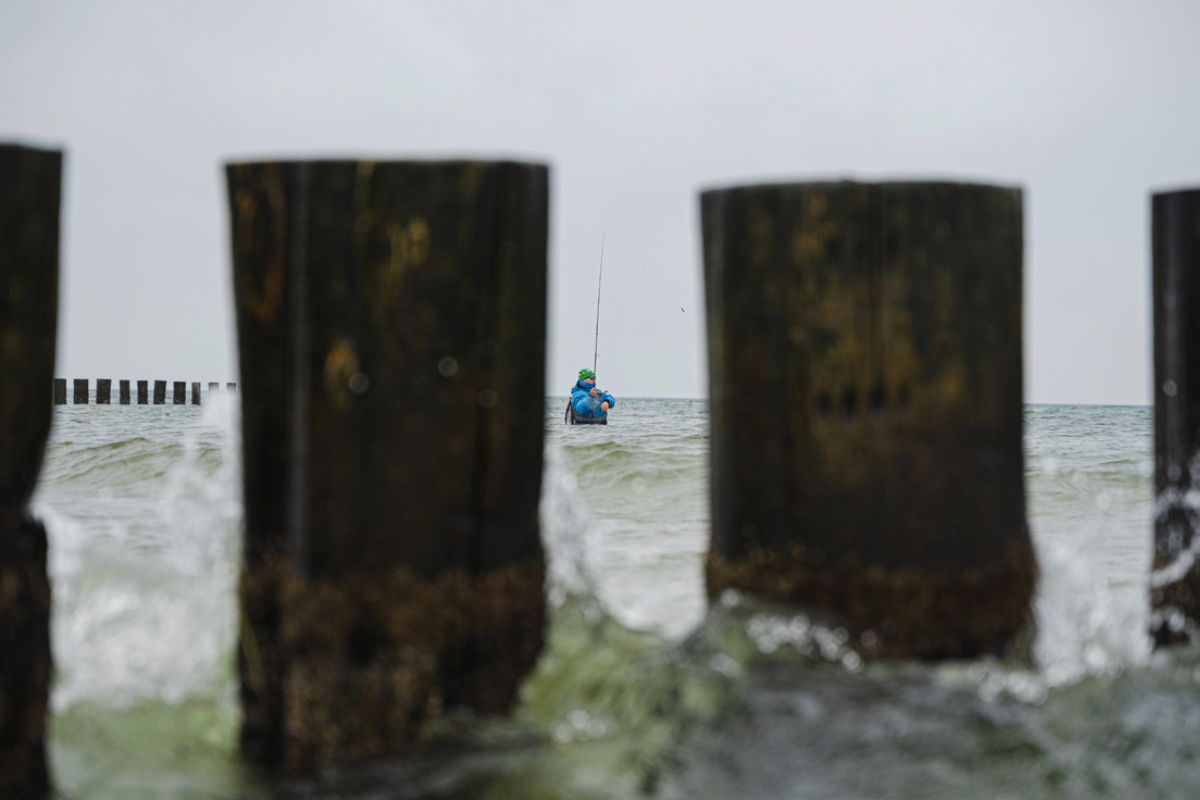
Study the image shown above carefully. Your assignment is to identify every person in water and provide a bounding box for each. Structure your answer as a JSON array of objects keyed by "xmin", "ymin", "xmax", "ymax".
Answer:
[{"xmin": 571, "ymin": 368, "xmax": 615, "ymax": 421}]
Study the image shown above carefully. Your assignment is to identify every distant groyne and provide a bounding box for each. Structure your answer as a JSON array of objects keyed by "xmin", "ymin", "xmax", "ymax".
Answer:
[{"xmin": 53, "ymin": 378, "xmax": 236, "ymax": 405}]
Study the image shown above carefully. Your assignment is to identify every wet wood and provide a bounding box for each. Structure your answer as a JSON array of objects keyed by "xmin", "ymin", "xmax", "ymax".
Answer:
[
  {"xmin": 702, "ymin": 180, "xmax": 1034, "ymax": 659},
  {"xmin": 119, "ymin": 379, "xmax": 131, "ymax": 405},
  {"xmin": 0, "ymin": 142, "xmax": 60, "ymax": 799},
  {"xmin": 96, "ymin": 378, "xmax": 111, "ymax": 404},
  {"xmin": 1151, "ymin": 188, "xmax": 1200, "ymax": 646},
  {"xmin": 228, "ymin": 159, "xmax": 549, "ymax": 769}
]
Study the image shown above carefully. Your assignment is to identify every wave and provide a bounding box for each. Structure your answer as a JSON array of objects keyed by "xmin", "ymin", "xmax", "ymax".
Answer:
[{"xmin": 32, "ymin": 399, "xmax": 1184, "ymax": 798}]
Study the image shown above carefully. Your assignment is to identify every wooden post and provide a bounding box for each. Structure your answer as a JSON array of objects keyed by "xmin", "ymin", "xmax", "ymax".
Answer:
[
  {"xmin": 119, "ymin": 380, "xmax": 131, "ymax": 405},
  {"xmin": 1151, "ymin": 188, "xmax": 1200, "ymax": 646},
  {"xmin": 227, "ymin": 159, "xmax": 549, "ymax": 769},
  {"xmin": 0, "ymin": 143, "xmax": 59, "ymax": 798},
  {"xmin": 96, "ymin": 378, "xmax": 111, "ymax": 404},
  {"xmin": 191, "ymin": 382, "xmax": 201, "ymax": 405},
  {"xmin": 701, "ymin": 180, "xmax": 1034, "ymax": 659},
  {"xmin": 153, "ymin": 380, "xmax": 166, "ymax": 404},
  {"xmin": 227, "ymin": 382, "xmax": 236, "ymax": 391},
  {"xmin": 52, "ymin": 378, "xmax": 65, "ymax": 405},
  {"xmin": 172, "ymin": 381, "xmax": 185, "ymax": 405},
  {"xmin": 73, "ymin": 378, "xmax": 87, "ymax": 404},
  {"xmin": 208, "ymin": 381, "xmax": 219, "ymax": 394},
  {"xmin": 137, "ymin": 380, "xmax": 149, "ymax": 405}
]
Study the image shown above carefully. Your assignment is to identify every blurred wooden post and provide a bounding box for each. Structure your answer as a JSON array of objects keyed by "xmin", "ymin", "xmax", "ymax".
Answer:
[
  {"xmin": 73, "ymin": 378, "xmax": 87, "ymax": 404},
  {"xmin": 137, "ymin": 380, "xmax": 149, "ymax": 404},
  {"xmin": 1151, "ymin": 187, "xmax": 1200, "ymax": 646},
  {"xmin": 228, "ymin": 159, "xmax": 549, "ymax": 769},
  {"xmin": 208, "ymin": 381, "xmax": 219, "ymax": 394},
  {"xmin": 191, "ymin": 382, "xmax": 201, "ymax": 405},
  {"xmin": 96, "ymin": 378, "xmax": 111, "ymax": 404},
  {"xmin": 52, "ymin": 378, "xmax": 65, "ymax": 405},
  {"xmin": 172, "ymin": 381, "xmax": 185, "ymax": 405},
  {"xmin": 226, "ymin": 382, "xmax": 236, "ymax": 391},
  {"xmin": 701, "ymin": 180, "xmax": 1034, "ymax": 659},
  {"xmin": 119, "ymin": 380, "xmax": 131, "ymax": 405},
  {"xmin": 153, "ymin": 380, "xmax": 166, "ymax": 404},
  {"xmin": 0, "ymin": 143, "xmax": 59, "ymax": 798}
]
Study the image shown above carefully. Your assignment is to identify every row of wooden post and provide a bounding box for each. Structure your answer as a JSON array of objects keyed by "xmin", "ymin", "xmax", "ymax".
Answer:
[
  {"xmin": 52, "ymin": 379, "xmax": 236, "ymax": 405},
  {"xmin": 3, "ymin": 140, "xmax": 1200, "ymax": 795}
]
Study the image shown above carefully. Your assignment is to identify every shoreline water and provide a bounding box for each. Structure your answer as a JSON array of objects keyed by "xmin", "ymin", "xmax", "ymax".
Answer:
[{"xmin": 32, "ymin": 400, "xmax": 1177, "ymax": 798}]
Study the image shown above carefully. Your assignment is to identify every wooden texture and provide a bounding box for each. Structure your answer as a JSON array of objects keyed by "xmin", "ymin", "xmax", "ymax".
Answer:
[
  {"xmin": 702, "ymin": 180, "xmax": 1034, "ymax": 659},
  {"xmin": 228, "ymin": 159, "xmax": 549, "ymax": 768},
  {"xmin": 1151, "ymin": 188, "xmax": 1200, "ymax": 646},
  {"xmin": 0, "ymin": 143, "xmax": 59, "ymax": 798}
]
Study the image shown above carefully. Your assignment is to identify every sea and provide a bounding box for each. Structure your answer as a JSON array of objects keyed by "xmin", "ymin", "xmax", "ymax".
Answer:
[{"xmin": 31, "ymin": 397, "xmax": 1200, "ymax": 799}]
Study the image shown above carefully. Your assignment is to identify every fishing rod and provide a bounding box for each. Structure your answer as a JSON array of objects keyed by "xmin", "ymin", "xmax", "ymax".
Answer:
[
  {"xmin": 592, "ymin": 234, "xmax": 605, "ymax": 381},
  {"xmin": 564, "ymin": 235, "xmax": 608, "ymax": 426}
]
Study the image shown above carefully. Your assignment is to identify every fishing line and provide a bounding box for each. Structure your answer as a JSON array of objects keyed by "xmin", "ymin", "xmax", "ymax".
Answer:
[{"xmin": 593, "ymin": 233, "xmax": 604, "ymax": 380}]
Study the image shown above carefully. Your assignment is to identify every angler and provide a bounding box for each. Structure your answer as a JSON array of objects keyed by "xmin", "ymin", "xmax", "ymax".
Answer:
[
  {"xmin": 566, "ymin": 368, "xmax": 616, "ymax": 425},
  {"xmin": 565, "ymin": 235, "xmax": 617, "ymax": 426}
]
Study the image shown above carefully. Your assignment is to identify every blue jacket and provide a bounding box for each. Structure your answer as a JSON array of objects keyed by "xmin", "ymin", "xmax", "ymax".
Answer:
[{"xmin": 571, "ymin": 380, "xmax": 616, "ymax": 419}]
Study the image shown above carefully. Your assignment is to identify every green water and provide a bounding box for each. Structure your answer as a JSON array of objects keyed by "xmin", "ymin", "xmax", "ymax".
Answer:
[{"xmin": 33, "ymin": 399, "xmax": 1192, "ymax": 799}]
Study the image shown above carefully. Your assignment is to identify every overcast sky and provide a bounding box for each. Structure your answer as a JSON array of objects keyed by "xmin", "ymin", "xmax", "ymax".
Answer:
[{"xmin": 3, "ymin": 0, "xmax": 1199, "ymax": 402}]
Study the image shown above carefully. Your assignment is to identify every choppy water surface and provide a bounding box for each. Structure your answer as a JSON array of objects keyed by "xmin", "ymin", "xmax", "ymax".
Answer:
[{"xmin": 33, "ymin": 400, "xmax": 1199, "ymax": 798}]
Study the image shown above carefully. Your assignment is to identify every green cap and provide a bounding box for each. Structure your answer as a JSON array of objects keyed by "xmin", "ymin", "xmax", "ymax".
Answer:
[{"xmin": 578, "ymin": 368, "xmax": 595, "ymax": 380}]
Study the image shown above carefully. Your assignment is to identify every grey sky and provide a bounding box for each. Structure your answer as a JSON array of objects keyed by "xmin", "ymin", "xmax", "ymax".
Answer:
[{"xmin": 3, "ymin": 0, "xmax": 1198, "ymax": 402}]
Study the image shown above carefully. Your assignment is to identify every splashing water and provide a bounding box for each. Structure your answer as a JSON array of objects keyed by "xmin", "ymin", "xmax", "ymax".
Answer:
[{"xmin": 30, "ymin": 399, "xmax": 1200, "ymax": 798}]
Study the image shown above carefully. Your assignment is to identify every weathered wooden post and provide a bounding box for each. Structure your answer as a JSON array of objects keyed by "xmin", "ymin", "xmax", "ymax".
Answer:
[
  {"xmin": 191, "ymin": 382, "xmax": 201, "ymax": 405},
  {"xmin": 52, "ymin": 378, "xmax": 65, "ymax": 405},
  {"xmin": 137, "ymin": 380, "xmax": 149, "ymax": 405},
  {"xmin": 73, "ymin": 378, "xmax": 87, "ymax": 404},
  {"xmin": 153, "ymin": 380, "xmax": 166, "ymax": 404},
  {"xmin": 0, "ymin": 143, "xmax": 59, "ymax": 797},
  {"xmin": 227, "ymin": 159, "xmax": 549, "ymax": 769},
  {"xmin": 119, "ymin": 379, "xmax": 131, "ymax": 405},
  {"xmin": 208, "ymin": 381, "xmax": 219, "ymax": 394},
  {"xmin": 1151, "ymin": 187, "xmax": 1200, "ymax": 646},
  {"xmin": 701, "ymin": 180, "xmax": 1035, "ymax": 659},
  {"xmin": 96, "ymin": 378, "xmax": 111, "ymax": 404},
  {"xmin": 172, "ymin": 381, "xmax": 186, "ymax": 405}
]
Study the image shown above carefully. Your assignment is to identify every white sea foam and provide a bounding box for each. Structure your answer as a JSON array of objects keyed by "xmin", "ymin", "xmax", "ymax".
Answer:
[
  {"xmin": 1033, "ymin": 539, "xmax": 1151, "ymax": 687},
  {"xmin": 539, "ymin": 444, "xmax": 604, "ymax": 611},
  {"xmin": 36, "ymin": 399, "xmax": 241, "ymax": 713}
]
